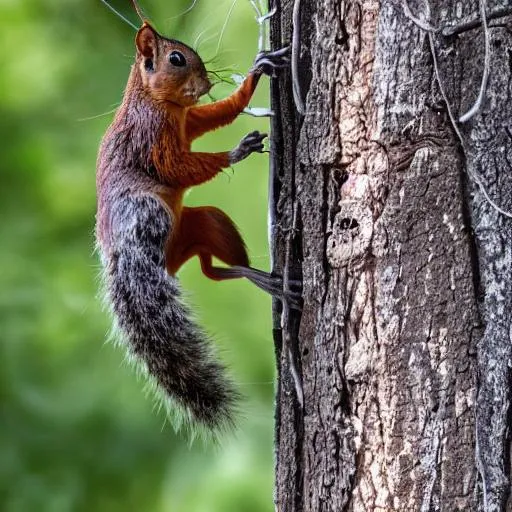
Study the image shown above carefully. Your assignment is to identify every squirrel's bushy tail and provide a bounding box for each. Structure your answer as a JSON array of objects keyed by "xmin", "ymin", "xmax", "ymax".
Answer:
[{"xmin": 102, "ymin": 193, "xmax": 238, "ymax": 432}]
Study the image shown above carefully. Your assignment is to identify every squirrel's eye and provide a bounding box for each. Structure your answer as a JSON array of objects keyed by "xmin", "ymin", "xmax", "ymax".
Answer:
[{"xmin": 169, "ymin": 51, "xmax": 186, "ymax": 67}]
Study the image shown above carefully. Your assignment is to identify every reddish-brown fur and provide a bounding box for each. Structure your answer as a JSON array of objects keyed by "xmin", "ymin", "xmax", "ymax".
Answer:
[
  {"xmin": 98, "ymin": 22, "xmax": 261, "ymax": 279},
  {"xmin": 165, "ymin": 206, "xmax": 250, "ymax": 278},
  {"xmin": 94, "ymin": 15, "xmax": 295, "ymax": 430}
]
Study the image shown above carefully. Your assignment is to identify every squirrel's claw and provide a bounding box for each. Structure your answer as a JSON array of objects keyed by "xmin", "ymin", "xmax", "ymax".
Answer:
[
  {"xmin": 244, "ymin": 269, "xmax": 303, "ymax": 310},
  {"xmin": 252, "ymin": 47, "xmax": 290, "ymax": 77},
  {"xmin": 229, "ymin": 131, "xmax": 267, "ymax": 164},
  {"xmin": 214, "ymin": 265, "xmax": 303, "ymax": 310}
]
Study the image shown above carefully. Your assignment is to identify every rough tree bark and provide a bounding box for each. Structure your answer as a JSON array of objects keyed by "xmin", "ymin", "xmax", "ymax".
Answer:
[{"xmin": 269, "ymin": 1, "xmax": 512, "ymax": 511}]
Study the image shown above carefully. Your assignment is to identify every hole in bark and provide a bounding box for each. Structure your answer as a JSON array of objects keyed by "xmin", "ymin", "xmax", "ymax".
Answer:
[
  {"xmin": 303, "ymin": 348, "xmax": 309, "ymax": 356},
  {"xmin": 335, "ymin": 22, "xmax": 349, "ymax": 49},
  {"xmin": 333, "ymin": 168, "xmax": 348, "ymax": 186},
  {"xmin": 494, "ymin": 39, "xmax": 502, "ymax": 49},
  {"xmin": 432, "ymin": 403, "xmax": 439, "ymax": 413},
  {"xmin": 327, "ymin": 201, "xmax": 373, "ymax": 267},
  {"xmin": 428, "ymin": 100, "xmax": 446, "ymax": 113},
  {"xmin": 340, "ymin": 218, "xmax": 359, "ymax": 230},
  {"xmin": 327, "ymin": 366, "xmax": 333, "ymax": 375},
  {"xmin": 335, "ymin": 35, "xmax": 346, "ymax": 46}
]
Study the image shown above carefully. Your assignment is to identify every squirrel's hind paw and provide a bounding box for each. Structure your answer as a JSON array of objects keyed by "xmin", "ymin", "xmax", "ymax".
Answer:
[{"xmin": 233, "ymin": 266, "xmax": 303, "ymax": 310}]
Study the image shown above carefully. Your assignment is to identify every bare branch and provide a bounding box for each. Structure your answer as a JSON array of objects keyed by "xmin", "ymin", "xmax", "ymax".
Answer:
[
  {"xmin": 248, "ymin": 0, "xmax": 276, "ymax": 52},
  {"xmin": 166, "ymin": 0, "xmax": 200, "ymax": 21},
  {"xmin": 428, "ymin": 30, "xmax": 512, "ymax": 219},
  {"xmin": 130, "ymin": 0, "xmax": 147, "ymax": 23},
  {"xmin": 458, "ymin": 0, "xmax": 490, "ymax": 123},
  {"xmin": 99, "ymin": 0, "xmax": 138, "ymax": 30},
  {"xmin": 401, "ymin": 0, "xmax": 438, "ymax": 33},
  {"xmin": 399, "ymin": 0, "xmax": 512, "ymax": 217},
  {"xmin": 292, "ymin": 0, "xmax": 305, "ymax": 115},
  {"xmin": 282, "ymin": 202, "xmax": 303, "ymax": 408},
  {"xmin": 243, "ymin": 107, "xmax": 274, "ymax": 117},
  {"xmin": 442, "ymin": 5, "xmax": 512, "ymax": 37},
  {"xmin": 215, "ymin": 0, "xmax": 239, "ymax": 56}
]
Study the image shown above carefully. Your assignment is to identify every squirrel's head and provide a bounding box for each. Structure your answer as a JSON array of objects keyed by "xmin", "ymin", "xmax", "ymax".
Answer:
[{"xmin": 135, "ymin": 23, "xmax": 212, "ymax": 107}]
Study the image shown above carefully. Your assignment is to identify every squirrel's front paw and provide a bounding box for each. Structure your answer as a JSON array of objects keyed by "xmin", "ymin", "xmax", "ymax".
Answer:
[
  {"xmin": 229, "ymin": 131, "xmax": 267, "ymax": 164},
  {"xmin": 251, "ymin": 47, "xmax": 290, "ymax": 77}
]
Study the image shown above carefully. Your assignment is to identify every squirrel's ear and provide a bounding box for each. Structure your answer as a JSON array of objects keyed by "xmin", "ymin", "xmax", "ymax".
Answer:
[{"xmin": 136, "ymin": 23, "xmax": 158, "ymax": 59}]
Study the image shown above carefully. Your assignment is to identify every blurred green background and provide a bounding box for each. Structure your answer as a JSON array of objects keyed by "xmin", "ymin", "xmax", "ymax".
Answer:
[{"xmin": 0, "ymin": 0, "xmax": 276, "ymax": 510}]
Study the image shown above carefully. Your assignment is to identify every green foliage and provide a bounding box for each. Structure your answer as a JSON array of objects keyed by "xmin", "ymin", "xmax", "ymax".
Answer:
[{"xmin": 0, "ymin": 1, "xmax": 275, "ymax": 510}]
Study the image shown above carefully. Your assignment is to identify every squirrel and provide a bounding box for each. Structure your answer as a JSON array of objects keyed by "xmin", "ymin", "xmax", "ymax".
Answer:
[{"xmin": 96, "ymin": 3, "xmax": 299, "ymax": 432}]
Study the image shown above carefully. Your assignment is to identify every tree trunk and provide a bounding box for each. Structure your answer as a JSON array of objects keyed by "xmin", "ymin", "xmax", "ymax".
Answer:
[{"xmin": 269, "ymin": 1, "xmax": 512, "ymax": 510}]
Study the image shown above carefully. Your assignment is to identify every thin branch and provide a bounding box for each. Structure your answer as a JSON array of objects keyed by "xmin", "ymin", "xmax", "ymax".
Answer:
[
  {"xmin": 399, "ymin": 0, "xmax": 512, "ymax": 217},
  {"xmin": 99, "ymin": 0, "xmax": 138, "ymax": 30},
  {"xmin": 166, "ymin": 0, "xmax": 200, "ymax": 21},
  {"xmin": 248, "ymin": 0, "xmax": 263, "ymax": 18},
  {"xmin": 282, "ymin": 202, "xmax": 304, "ymax": 408},
  {"xmin": 215, "ymin": 0, "xmax": 239, "ymax": 56},
  {"xmin": 248, "ymin": 0, "xmax": 276, "ymax": 53},
  {"xmin": 243, "ymin": 107, "xmax": 274, "ymax": 117},
  {"xmin": 428, "ymin": 31, "xmax": 512, "ymax": 219},
  {"xmin": 403, "ymin": 0, "xmax": 492, "ymax": 123},
  {"xmin": 458, "ymin": 0, "xmax": 490, "ymax": 123},
  {"xmin": 291, "ymin": 0, "xmax": 305, "ymax": 115},
  {"xmin": 442, "ymin": 5, "xmax": 512, "ymax": 37},
  {"xmin": 248, "ymin": 0, "xmax": 264, "ymax": 50},
  {"xmin": 194, "ymin": 28, "xmax": 218, "ymax": 52},
  {"xmin": 258, "ymin": 8, "xmax": 277, "ymax": 53},
  {"xmin": 130, "ymin": 0, "xmax": 147, "ymax": 23},
  {"xmin": 402, "ymin": 0, "xmax": 438, "ymax": 33}
]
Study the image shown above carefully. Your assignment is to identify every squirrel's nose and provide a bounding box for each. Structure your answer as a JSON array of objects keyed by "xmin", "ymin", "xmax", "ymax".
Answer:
[{"xmin": 199, "ymin": 78, "xmax": 212, "ymax": 96}]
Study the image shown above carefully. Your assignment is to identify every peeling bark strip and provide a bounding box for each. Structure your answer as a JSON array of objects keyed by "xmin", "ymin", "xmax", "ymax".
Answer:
[{"xmin": 271, "ymin": 0, "xmax": 512, "ymax": 510}]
